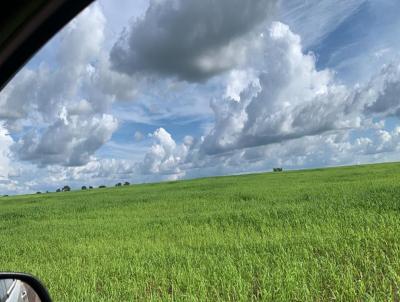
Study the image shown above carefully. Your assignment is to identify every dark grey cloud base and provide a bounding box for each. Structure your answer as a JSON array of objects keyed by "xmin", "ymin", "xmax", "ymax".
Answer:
[{"xmin": 110, "ymin": 0, "xmax": 277, "ymax": 81}]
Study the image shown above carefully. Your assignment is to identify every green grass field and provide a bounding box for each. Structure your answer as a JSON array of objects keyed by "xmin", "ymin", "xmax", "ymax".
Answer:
[{"xmin": 1, "ymin": 163, "xmax": 400, "ymax": 301}]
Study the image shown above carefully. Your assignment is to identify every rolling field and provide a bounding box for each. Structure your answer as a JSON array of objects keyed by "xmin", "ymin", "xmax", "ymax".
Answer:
[{"xmin": 1, "ymin": 163, "xmax": 400, "ymax": 301}]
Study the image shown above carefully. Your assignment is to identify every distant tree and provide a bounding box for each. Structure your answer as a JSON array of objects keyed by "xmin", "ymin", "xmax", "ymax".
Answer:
[
  {"xmin": 36, "ymin": 192, "xmax": 41, "ymax": 194},
  {"xmin": 273, "ymin": 168, "xmax": 283, "ymax": 172},
  {"xmin": 115, "ymin": 183, "xmax": 122, "ymax": 187},
  {"xmin": 99, "ymin": 185, "xmax": 106, "ymax": 188},
  {"xmin": 56, "ymin": 189, "xmax": 61, "ymax": 192},
  {"xmin": 46, "ymin": 191, "xmax": 49, "ymax": 193},
  {"xmin": 89, "ymin": 186, "xmax": 93, "ymax": 189},
  {"xmin": 81, "ymin": 186, "xmax": 87, "ymax": 190},
  {"xmin": 3, "ymin": 195, "xmax": 8, "ymax": 197},
  {"xmin": 123, "ymin": 182, "xmax": 130, "ymax": 186},
  {"xmin": 62, "ymin": 185, "xmax": 71, "ymax": 192}
]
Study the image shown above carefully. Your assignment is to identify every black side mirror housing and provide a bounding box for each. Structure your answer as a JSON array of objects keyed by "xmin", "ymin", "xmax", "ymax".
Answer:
[{"xmin": 0, "ymin": 272, "xmax": 52, "ymax": 302}]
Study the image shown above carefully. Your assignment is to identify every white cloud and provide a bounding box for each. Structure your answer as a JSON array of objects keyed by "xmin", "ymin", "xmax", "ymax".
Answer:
[
  {"xmin": 224, "ymin": 70, "xmax": 258, "ymax": 102},
  {"xmin": 0, "ymin": 124, "xmax": 13, "ymax": 180},
  {"xmin": 181, "ymin": 127, "xmax": 400, "ymax": 180},
  {"xmin": 14, "ymin": 113, "xmax": 118, "ymax": 167},
  {"xmin": 140, "ymin": 128, "xmax": 192, "ymax": 178},
  {"xmin": 0, "ymin": 69, "xmax": 38, "ymax": 130},
  {"xmin": 53, "ymin": 158, "xmax": 135, "ymax": 182},
  {"xmin": 362, "ymin": 63, "xmax": 400, "ymax": 116},
  {"xmin": 201, "ymin": 22, "xmax": 356, "ymax": 154}
]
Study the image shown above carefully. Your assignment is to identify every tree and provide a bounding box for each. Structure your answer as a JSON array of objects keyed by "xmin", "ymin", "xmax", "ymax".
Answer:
[
  {"xmin": 89, "ymin": 186, "xmax": 93, "ymax": 189},
  {"xmin": 81, "ymin": 186, "xmax": 87, "ymax": 190},
  {"xmin": 99, "ymin": 185, "xmax": 106, "ymax": 188},
  {"xmin": 115, "ymin": 183, "xmax": 122, "ymax": 187},
  {"xmin": 56, "ymin": 189, "xmax": 61, "ymax": 192},
  {"xmin": 124, "ymin": 182, "xmax": 130, "ymax": 186},
  {"xmin": 36, "ymin": 192, "xmax": 41, "ymax": 194},
  {"xmin": 62, "ymin": 185, "xmax": 71, "ymax": 192}
]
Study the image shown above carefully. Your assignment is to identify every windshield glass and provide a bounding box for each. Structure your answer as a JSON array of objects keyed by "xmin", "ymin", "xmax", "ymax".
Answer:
[{"xmin": 1, "ymin": 0, "xmax": 400, "ymax": 301}]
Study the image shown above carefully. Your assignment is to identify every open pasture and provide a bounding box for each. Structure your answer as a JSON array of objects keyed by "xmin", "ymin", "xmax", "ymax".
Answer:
[{"xmin": 1, "ymin": 163, "xmax": 400, "ymax": 301}]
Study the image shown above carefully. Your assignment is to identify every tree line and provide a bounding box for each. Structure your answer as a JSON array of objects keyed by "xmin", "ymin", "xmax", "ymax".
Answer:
[{"xmin": 52, "ymin": 182, "xmax": 131, "ymax": 193}]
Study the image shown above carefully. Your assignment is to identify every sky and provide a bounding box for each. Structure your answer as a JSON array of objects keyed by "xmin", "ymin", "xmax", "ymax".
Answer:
[{"xmin": 1, "ymin": 0, "xmax": 400, "ymax": 194}]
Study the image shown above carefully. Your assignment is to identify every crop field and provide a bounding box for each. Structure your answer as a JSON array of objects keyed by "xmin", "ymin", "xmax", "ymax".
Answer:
[{"xmin": 1, "ymin": 163, "xmax": 400, "ymax": 301}]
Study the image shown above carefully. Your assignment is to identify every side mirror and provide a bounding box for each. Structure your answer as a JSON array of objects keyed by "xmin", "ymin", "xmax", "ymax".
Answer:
[{"xmin": 0, "ymin": 273, "xmax": 52, "ymax": 302}]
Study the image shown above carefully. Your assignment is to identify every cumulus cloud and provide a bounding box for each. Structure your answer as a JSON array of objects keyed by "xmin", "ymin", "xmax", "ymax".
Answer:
[
  {"xmin": 201, "ymin": 22, "xmax": 357, "ymax": 154},
  {"xmin": 177, "ymin": 125, "xmax": 400, "ymax": 181},
  {"xmin": 140, "ymin": 128, "xmax": 193, "ymax": 178},
  {"xmin": 362, "ymin": 63, "xmax": 400, "ymax": 116},
  {"xmin": 110, "ymin": 0, "xmax": 277, "ymax": 81},
  {"xmin": 14, "ymin": 113, "xmax": 118, "ymax": 167},
  {"xmin": 198, "ymin": 21, "xmax": 400, "ymax": 160}
]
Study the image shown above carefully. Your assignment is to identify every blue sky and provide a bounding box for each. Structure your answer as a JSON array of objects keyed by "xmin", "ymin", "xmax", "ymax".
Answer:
[
  {"xmin": 0, "ymin": 0, "xmax": 400, "ymax": 194},
  {"xmin": 308, "ymin": 0, "xmax": 400, "ymax": 83}
]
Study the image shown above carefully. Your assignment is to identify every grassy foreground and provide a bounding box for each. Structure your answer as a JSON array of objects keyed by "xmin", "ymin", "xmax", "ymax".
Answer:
[{"xmin": 1, "ymin": 163, "xmax": 400, "ymax": 301}]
